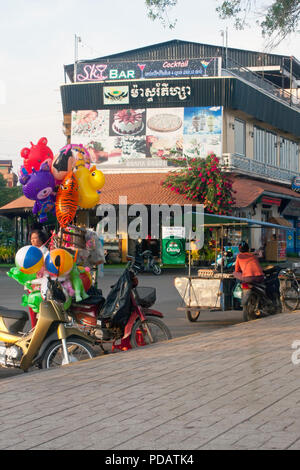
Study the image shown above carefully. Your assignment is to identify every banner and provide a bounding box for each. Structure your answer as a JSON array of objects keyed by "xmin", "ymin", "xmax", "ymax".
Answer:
[
  {"xmin": 71, "ymin": 106, "xmax": 223, "ymax": 169},
  {"xmin": 75, "ymin": 58, "xmax": 221, "ymax": 82}
]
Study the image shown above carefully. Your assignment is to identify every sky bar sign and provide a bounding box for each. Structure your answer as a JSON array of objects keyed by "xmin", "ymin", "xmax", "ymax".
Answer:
[{"xmin": 75, "ymin": 57, "xmax": 221, "ymax": 83}]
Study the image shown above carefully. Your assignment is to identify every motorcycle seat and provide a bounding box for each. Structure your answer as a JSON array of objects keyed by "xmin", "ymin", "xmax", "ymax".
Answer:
[
  {"xmin": 72, "ymin": 295, "xmax": 105, "ymax": 307},
  {"xmin": 0, "ymin": 306, "xmax": 29, "ymax": 321}
]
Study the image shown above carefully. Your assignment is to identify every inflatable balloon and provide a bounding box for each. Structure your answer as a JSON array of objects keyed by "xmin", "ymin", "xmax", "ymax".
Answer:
[
  {"xmin": 45, "ymin": 248, "xmax": 74, "ymax": 277},
  {"xmin": 15, "ymin": 246, "xmax": 44, "ymax": 274},
  {"xmin": 20, "ymin": 137, "xmax": 53, "ymax": 174},
  {"xmin": 21, "ymin": 291, "xmax": 43, "ymax": 314},
  {"xmin": 19, "ymin": 162, "xmax": 56, "ymax": 223},
  {"xmin": 74, "ymin": 160, "xmax": 105, "ymax": 209},
  {"xmin": 52, "ymin": 144, "xmax": 90, "ymax": 181},
  {"xmin": 78, "ymin": 266, "xmax": 92, "ymax": 292},
  {"xmin": 7, "ymin": 267, "xmax": 37, "ymax": 286},
  {"xmin": 70, "ymin": 264, "xmax": 89, "ymax": 302},
  {"xmin": 55, "ymin": 172, "xmax": 79, "ymax": 228}
]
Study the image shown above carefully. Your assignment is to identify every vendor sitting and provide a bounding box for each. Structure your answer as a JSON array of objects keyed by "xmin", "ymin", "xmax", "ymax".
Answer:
[{"xmin": 234, "ymin": 241, "xmax": 264, "ymax": 284}]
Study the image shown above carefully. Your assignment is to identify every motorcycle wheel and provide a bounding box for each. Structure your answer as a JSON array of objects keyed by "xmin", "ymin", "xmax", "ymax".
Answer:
[
  {"xmin": 281, "ymin": 283, "xmax": 299, "ymax": 311},
  {"xmin": 41, "ymin": 338, "xmax": 95, "ymax": 369},
  {"xmin": 130, "ymin": 317, "xmax": 172, "ymax": 348},
  {"xmin": 186, "ymin": 310, "xmax": 201, "ymax": 322},
  {"xmin": 152, "ymin": 264, "xmax": 161, "ymax": 275},
  {"xmin": 243, "ymin": 293, "xmax": 260, "ymax": 322}
]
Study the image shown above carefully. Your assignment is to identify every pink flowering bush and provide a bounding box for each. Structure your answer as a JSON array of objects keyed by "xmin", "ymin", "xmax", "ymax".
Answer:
[{"xmin": 162, "ymin": 153, "xmax": 235, "ymax": 215}]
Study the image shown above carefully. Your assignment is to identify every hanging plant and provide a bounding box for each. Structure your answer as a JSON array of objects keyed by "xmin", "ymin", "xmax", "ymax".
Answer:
[{"xmin": 162, "ymin": 152, "xmax": 236, "ymax": 215}]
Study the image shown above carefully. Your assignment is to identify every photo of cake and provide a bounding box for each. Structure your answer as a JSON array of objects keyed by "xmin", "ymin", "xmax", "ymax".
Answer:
[
  {"xmin": 147, "ymin": 113, "xmax": 182, "ymax": 133},
  {"xmin": 111, "ymin": 109, "xmax": 145, "ymax": 135}
]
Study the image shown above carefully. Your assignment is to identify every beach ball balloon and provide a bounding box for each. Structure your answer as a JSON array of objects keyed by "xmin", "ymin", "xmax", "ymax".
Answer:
[
  {"xmin": 45, "ymin": 249, "xmax": 74, "ymax": 277},
  {"xmin": 15, "ymin": 245, "xmax": 44, "ymax": 274}
]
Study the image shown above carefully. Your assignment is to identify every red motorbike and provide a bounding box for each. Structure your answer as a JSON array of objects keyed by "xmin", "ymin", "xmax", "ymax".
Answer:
[{"xmin": 68, "ymin": 255, "xmax": 172, "ymax": 351}]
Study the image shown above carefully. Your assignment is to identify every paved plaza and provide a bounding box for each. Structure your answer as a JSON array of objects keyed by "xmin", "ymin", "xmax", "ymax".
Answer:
[{"xmin": 1, "ymin": 311, "xmax": 300, "ymax": 450}]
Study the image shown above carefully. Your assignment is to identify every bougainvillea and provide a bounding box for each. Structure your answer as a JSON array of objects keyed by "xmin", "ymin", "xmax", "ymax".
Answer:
[{"xmin": 162, "ymin": 153, "xmax": 236, "ymax": 215}]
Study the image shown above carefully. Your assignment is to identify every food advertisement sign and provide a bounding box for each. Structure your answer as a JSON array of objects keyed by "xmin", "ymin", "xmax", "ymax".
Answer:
[{"xmin": 71, "ymin": 106, "xmax": 222, "ymax": 169}]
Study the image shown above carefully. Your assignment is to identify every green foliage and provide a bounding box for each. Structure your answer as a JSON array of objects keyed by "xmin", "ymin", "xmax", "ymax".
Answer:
[
  {"xmin": 0, "ymin": 245, "xmax": 15, "ymax": 263},
  {"xmin": 162, "ymin": 153, "xmax": 236, "ymax": 215},
  {"xmin": 0, "ymin": 173, "xmax": 22, "ymax": 208},
  {"xmin": 216, "ymin": 0, "xmax": 300, "ymax": 46},
  {"xmin": 145, "ymin": 0, "xmax": 178, "ymax": 28},
  {"xmin": 145, "ymin": 0, "xmax": 299, "ymax": 45}
]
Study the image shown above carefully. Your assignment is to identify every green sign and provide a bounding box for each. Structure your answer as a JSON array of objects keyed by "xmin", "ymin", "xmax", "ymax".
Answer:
[{"xmin": 161, "ymin": 227, "xmax": 186, "ymax": 265}]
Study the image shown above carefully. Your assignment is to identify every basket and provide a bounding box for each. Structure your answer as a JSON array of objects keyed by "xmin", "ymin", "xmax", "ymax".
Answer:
[{"xmin": 134, "ymin": 287, "xmax": 156, "ymax": 308}]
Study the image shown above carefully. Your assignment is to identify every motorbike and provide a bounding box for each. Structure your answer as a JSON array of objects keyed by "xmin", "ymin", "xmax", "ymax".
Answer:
[
  {"xmin": 241, "ymin": 265, "xmax": 282, "ymax": 322},
  {"xmin": 212, "ymin": 249, "xmax": 236, "ymax": 272},
  {"xmin": 0, "ymin": 276, "xmax": 96, "ymax": 372},
  {"xmin": 139, "ymin": 250, "xmax": 162, "ymax": 275},
  {"xmin": 67, "ymin": 254, "xmax": 171, "ymax": 351}
]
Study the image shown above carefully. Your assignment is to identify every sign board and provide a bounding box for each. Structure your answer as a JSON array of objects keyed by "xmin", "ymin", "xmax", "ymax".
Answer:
[
  {"xmin": 292, "ymin": 176, "xmax": 300, "ymax": 193},
  {"xmin": 71, "ymin": 106, "xmax": 223, "ymax": 170},
  {"xmin": 75, "ymin": 58, "xmax": 221, "ymax": 83},
  {"xmin": 161, "ymin": 226, "xmax": 186, "ymax": 265}
]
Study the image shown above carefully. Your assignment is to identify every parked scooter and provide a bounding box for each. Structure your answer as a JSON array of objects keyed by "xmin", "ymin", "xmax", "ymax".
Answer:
[
  {"xmin": 241, "ymin": 265, "xmax": 282, "ymax": 322},
  {"xmin": 139, "ymin": 250, "xmax": 162, "ymax": 275},
  {"xmin": 0, "ymin": 276, "xmax": 95, "ymax": 371},
  {"xmin": 212, "ymin": 248, "xmax": 236, "ymax": 272},
  {"xmin": 67, "ymin": 254, "xmax": 171, "ymax": 351}
]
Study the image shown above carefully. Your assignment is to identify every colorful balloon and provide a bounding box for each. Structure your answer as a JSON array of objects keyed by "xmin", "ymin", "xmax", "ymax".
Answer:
[
  {"xmin": 51, "ymin": 144, "xmax": 90, "ymax": 181},
  {"xmin": 45, "ymin": 249, "xmax": 74, "ymax": 277},
  {"xmin": 19, "ymin": 162, "xmax": 56, "ymax": 223},
  {"xmin": 15, "ymin": 246, "xmax": 44, "ymax": 274},
  {"xmin": 74, "ymin": 160, "xmax": 105, "ymax": 209},
  {"xmin": 55, "ymin": 172, "xmax": 79, "ymax": 228},
  {"xmin": 20, "ymin": 137, "xmax": 53, "ymax": 174}
]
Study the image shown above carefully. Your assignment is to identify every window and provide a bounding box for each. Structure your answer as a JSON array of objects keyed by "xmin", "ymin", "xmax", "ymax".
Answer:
[
  {"xmin": 280, "ymin": 138, "xmax": 299, "ymax": 172},
  {"xmin": 234, "ymin": 118, "xmax": 245, "ymax": 156},
  {"xmin": 253, "ymin": 127, "xmax": 277, "ymax": 166}
]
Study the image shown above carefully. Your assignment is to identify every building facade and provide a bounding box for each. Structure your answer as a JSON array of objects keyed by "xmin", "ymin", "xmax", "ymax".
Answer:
[
  {"xmin": 60, "ymin": 40, "xmax": 300, "ymax": 259},
  {"xmin": 0, "ymin": 160, "xmax": 18, "ymax": 188}
]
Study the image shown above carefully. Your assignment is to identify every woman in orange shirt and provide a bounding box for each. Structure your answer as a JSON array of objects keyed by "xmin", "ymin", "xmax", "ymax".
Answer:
[{"xmin": 234, "ymin": 241, "xmax": 264, "ymax": 283}]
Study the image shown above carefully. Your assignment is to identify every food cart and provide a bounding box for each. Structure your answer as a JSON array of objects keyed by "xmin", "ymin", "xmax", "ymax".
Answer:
[{"xmin": 175, "ymin": 213, "xmax": 295, "ymax": 322}]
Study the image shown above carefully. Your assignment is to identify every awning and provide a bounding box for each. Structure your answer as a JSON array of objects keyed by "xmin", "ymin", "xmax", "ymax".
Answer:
[
  {"xmin": 232, "ymin": 176, "xmax": 300, "ymax": 208},
  {"xmin": 193, "ymin": 212, "xmax": 295, "ymax": 231},
  {"xmin": 268, "ymin": 216, "xmax": 293, "ymax": 228}
]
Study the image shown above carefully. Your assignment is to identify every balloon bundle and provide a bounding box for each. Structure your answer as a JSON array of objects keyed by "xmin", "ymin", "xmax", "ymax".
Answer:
[
  {"xmin": 19, "ymin": 138, "xmax": 105, "ymax": 226},
  {"xmin": 8, "ymin": 245, "xmax": 93, "ymax": 313}
]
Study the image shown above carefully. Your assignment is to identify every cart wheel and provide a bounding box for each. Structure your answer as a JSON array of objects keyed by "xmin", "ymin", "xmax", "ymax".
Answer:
[{"xmin": 186, "ymin": 310, "xmax": 201, "ymax": 322}]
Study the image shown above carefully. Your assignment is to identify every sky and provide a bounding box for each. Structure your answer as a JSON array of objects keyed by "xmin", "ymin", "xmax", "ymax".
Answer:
[{"xmin": 0, "ymin": 0, "xmax": 299, "ymax": 174}]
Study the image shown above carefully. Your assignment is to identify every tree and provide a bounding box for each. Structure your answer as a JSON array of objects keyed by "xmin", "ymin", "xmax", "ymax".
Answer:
[
  {"xmin": 217, "ymin": 0, "xmax": 300, "ymax": 46},
  {"xmin": 0, "ymin": 174, "xmax": 22, "ymax": 208},
  {"xmin": 145, "ymin": 0, "xmax": 299, "ymax": 46},
  {"xmin": 162, "ymin": 153, "xmax": 236, "ymax": 215}
]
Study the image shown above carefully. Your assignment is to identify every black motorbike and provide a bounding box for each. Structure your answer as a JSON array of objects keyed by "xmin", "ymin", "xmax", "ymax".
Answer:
[
  {"xmin": 139, "ymin": 250, "xmax": 162, "ymax": 275},
  {"xmin": 241, "ymin": 265, "xmax": 282, "ymax": 322}
]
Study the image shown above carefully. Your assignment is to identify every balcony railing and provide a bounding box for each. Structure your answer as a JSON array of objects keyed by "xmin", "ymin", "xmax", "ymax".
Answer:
[
  {"xmin": 221, "ymin": 153, "xmax": 299, "ymax": 184},
  {"xmin": 223, "ymin": 57, "xmax": 300, "ymax": 112}
]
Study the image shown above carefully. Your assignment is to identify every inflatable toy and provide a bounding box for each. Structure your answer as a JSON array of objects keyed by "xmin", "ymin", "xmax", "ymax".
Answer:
[
  {"xmin": 15, "ymin": 245, "xmax": 44, "ymax": 274},
  {"xmin": 70, "ymin": 264, "xmax": 89, "ymax": 302},
  {"xmin": 55, "ymin": 172, "xmax": 79, "ymax": 228},
  {"xmin": 78, "ymin": 266, "xmax": 92, "ymax": 292},
  {"xmin": 19, "ymin": 162, "xmax": 56, "ymax": 223},
  {"xmin": 21, "ymin": 291, "xmax": 43, "ymax": 314},
  {"xmin": 20, "ymin": 137, "xmax": 53, "ymax": 173},
  {"xmin": 7, "ymin": 267, "xmax": 37, "ymax": 286},
  {"xmin": 74, "ymin": 159, "xmax": 105, "ymax": 209},
  {"xmin": 51, "ymin": 144, "xmax": 90, "ymax": 181},
  {"xmin": 45, "ymin": 248, "xmax": 74, "ymax": 277}
]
